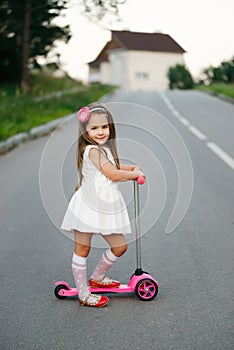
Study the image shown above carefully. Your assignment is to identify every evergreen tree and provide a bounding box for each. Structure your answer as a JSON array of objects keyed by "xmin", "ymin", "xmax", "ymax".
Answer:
[{"xmin": 0, "ymin": 0, "xmax": 71, "ymax": 90}]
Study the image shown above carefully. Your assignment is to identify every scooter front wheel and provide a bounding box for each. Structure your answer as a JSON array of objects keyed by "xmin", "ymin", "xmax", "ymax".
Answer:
[
  {"xmin": 135, "ymin": 278, "xmax": 158, "ymax": 301},
  {"xmin": 54, "ymin": 284, "xmax": 69, "ymax": 299}
]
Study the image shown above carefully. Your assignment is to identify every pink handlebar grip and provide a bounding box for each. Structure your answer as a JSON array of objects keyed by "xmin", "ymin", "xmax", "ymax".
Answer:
[{"xmin": 137, "ymin": 176, "xmax": 145, "ymax": 185}]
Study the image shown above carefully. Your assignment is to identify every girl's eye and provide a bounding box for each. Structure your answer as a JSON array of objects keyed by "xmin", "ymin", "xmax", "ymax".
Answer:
[{"xmin": 90, "ymin": 125, "xmax": 108, "ymax": 130}]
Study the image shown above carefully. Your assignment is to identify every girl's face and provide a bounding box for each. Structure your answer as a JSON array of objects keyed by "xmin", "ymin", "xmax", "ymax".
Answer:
[{"xmin": 86, "ymin": 113, "xmax": 110, "ymax": 145}]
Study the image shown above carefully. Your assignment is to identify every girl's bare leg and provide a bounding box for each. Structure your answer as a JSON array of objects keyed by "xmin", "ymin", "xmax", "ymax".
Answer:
[
  {"xmin": 102, "ymin": 234, "xmax": 128, "ymax": 257},
  {"xmin": 90, "ymin": 234, "xmax": 128, "ymax": 283},
  {"xmin": 74, "ymin": 230, "xmax": 93, "ymax": 257}
]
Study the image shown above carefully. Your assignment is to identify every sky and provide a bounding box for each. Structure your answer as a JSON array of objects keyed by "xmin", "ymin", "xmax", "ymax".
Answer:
[{"xmin": 55, "ymin": 0, "xmax": 234, "ymax": 82}]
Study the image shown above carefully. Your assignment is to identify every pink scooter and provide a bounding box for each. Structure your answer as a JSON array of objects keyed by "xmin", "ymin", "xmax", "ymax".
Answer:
[{"xmin": 54, "ymin": 177, "xmax": 159, "ymax": 301}]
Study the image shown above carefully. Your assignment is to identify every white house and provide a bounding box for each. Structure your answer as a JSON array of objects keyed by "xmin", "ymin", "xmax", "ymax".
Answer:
[{"xmin": 88, "ymin": 30, "xmax": 186, "ymax": 90}]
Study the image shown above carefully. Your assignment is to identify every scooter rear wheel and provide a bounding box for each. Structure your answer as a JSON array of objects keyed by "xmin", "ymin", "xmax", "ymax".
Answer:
[
  {"xmin": 135, "ymin": 278, "xmax": 158, "ymax": 301},
  {"xmin": 54, "ymin": 284, "xmax": 69, "ymax": 299}
]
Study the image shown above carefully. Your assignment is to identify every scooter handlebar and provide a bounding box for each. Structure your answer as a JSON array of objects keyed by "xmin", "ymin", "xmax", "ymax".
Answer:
[{"xmin": 136, "ymin": 176, "xmax": 145, "ymax": 185}]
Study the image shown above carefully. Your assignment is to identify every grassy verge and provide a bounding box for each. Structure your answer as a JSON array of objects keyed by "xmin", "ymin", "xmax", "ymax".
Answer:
[
  {"xmin": 0, "ymin": 73, "xmax": 116, "ymax": 141},
  {"xmin": 197, "ymin": 83, "xmax": 234, "ymax": 99}
]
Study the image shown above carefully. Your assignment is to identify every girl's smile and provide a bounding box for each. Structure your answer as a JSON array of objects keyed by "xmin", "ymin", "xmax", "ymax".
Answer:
[{"xmin": 86, "ymin": 114, "xmax": 110, "ymax": 145}]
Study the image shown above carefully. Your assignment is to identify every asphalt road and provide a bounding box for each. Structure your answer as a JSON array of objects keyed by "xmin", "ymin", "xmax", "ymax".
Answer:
[{"xmin": 0, "ymin": 90, "xmax": 233, "ymax": 350}]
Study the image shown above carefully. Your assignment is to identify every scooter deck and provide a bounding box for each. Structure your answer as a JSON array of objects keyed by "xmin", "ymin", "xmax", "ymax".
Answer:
[
  {"xmin": 55, "ymin": 283, "xmax": 134, "ymax": 297},
  {"xmin": 89, "ymin": 284, "xmax": 134, "ymax": 293},
  {"xmin": 54, "ymin": 273, "xmax": 159, "ymax": 298}
]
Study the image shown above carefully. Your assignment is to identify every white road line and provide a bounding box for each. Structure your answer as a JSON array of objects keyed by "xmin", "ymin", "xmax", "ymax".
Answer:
[
  {"xmin": 173, "ymin": 110, "xmax": 182, "ymax": 118},
  {"xmin": 207, "ymin": 142, "xmax": 234, "ymax": 170},
  {"xmin": 159, "ymin": 91, "xmax": 234, "ymax": 171},
  {"xmin": 188, "ymin": 126, "xmax": 207, "ymax": 141},
  {"xmin": 159, "ymin": 91, "xmax": 191, "ymax": 125},
  {"xmin": 179, "ymin": 117, "xmax": 190, "ymax": 126},
  {"xmin": 160, "ymin": 91, "xmax": 207, "ymax": 139}
]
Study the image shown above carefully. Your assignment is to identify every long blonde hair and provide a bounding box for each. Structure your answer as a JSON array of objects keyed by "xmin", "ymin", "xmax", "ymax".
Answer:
[{"xmin": 76, "ymin": 102, "xmax": 120, "ymax": 188}]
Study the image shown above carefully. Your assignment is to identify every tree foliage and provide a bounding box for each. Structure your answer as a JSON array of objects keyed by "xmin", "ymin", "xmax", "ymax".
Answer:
[
  {"xmin": 167, "ymin": 64, "xmax": 194, "ymax": 89},
  {"xmin": 0, "ymin": 0, "xmax": 71, "ymax": 88},
  {"xmin": 201, "ymin": 56, "xmax": 234, "ymax": 85},
  {"xmin": 82, "ymin": 0, "xmax": 126, "ymax": 21}
]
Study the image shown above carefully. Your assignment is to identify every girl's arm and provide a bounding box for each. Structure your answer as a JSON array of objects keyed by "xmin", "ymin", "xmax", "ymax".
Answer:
[
  {"xmin": 120, "ymin": 164, "xmax": 134, "ymax": 171},
  {"xmin": 120, "ymin": 164, "xmax": 140, "ymax": 171},
  {"xmin": 89, "ymin": 148, "xmax": 144, "ymax": 182}
]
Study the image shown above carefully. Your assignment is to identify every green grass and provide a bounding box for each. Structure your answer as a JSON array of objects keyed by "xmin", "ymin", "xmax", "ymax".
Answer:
[
  {"xmin": 0, "ymin": 73, "xmax": 116, "ymax": 141},
  {"xmin": 30, "ymin": 72, "xmax": 84, "ymax": 95},
  {"xmin": 197, "ymin": 83, "xmax": 234, "ymax": 99}
]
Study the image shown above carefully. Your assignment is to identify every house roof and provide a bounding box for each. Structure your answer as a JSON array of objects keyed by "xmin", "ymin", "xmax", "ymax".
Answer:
[
  {"xmin": 89, "ymin": 30, "xmax": 186, "ymax": 67},
  {"xmin": 112, "ymin": 30, "xmax": 186, "ymax": 53}
]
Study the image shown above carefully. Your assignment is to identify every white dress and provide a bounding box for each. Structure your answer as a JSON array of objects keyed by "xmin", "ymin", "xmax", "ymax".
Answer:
[{"xmin": 61, "ymin": 145, "xmax": 132, "ymax": 235}]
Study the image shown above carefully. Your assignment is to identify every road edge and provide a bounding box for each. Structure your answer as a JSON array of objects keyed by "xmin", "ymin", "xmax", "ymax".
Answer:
[
  {"xmin": 0, "ymin": 91, "xmax": 115, "ymax": 156},
  {"xmin": 0, "ymin": 114, "xmax": 73, "ymax": 155},
  {"xmin": 198, "ymin": 89, "xmax": 234, "ymax": 105}
]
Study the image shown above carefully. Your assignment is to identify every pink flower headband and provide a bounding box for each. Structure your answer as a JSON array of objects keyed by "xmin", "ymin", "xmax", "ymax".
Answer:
[{"xmin": 77, "ymin": 106, "xmax": 106, "ymax": 123}]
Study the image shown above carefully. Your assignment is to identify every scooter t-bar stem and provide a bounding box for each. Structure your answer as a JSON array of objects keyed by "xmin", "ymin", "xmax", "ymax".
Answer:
[{"xmin": 134, "ymin": 177, "xmax": 145, "ymax": 272}]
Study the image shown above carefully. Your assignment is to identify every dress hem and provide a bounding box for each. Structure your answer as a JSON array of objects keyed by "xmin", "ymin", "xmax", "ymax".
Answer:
[{"xmin": 60, "ymin": 227, "xmax": 132, "ymax": 235}]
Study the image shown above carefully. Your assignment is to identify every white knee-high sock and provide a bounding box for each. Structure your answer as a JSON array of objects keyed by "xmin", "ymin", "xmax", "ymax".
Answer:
[
  {"xmin": 72, "ymin": 253, "xmax": 89, "ymax": 300},
  {"xmin": 90, "ymin": 249, "xmax": 119, "ymax": 281}
]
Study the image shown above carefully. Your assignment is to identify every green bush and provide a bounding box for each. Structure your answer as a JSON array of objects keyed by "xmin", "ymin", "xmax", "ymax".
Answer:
[
  {"xmin": 167, "ymin": 64, "xmax": 194, "ymax": 89},
  {"xmin": 201, "ymin": 56, "xmax": 234, "ymax": 85}
]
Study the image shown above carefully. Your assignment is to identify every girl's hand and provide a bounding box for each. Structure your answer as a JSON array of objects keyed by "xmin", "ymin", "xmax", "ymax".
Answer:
[{"xmin": 132, "ymin": 168, "xmax": 145, "ymax": 179}]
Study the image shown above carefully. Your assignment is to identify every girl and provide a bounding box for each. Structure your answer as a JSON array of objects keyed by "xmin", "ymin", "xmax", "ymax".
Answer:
[{"xmin": 61, "ymin": 102, "xmax": 145, "ymax": 307}]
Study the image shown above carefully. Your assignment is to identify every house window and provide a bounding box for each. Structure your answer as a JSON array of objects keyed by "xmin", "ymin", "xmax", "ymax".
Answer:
[{"xmin": 135, "ymin": 72, "xmax": 149, "ymax": 80}]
